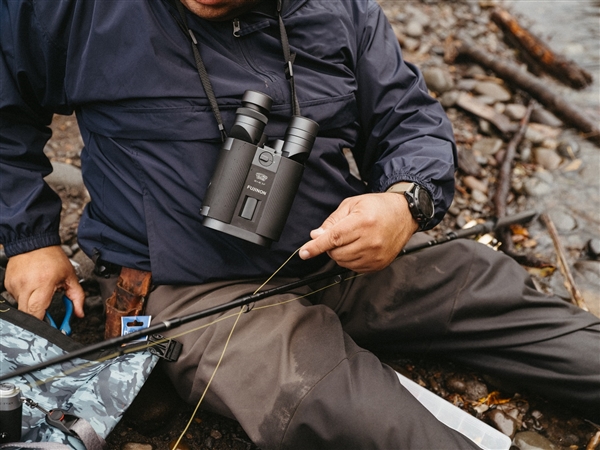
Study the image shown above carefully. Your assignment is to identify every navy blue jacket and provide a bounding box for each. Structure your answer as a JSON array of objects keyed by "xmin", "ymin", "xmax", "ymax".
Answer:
[{"xmin": 0, "ymin": 0, "xmax": 457, "ymax": 284}]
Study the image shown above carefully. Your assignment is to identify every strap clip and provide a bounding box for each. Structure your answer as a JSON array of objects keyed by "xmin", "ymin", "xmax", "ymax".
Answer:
[
  {"xmin": 148, "ymin": 334, "xmax": 183, "ymax": 362},
  {"xmin": 46, "ymin": 409, "xmax": 79, "ymax": 436}
]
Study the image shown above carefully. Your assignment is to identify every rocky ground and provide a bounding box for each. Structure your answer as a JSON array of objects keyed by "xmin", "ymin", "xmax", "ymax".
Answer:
[{"xmin": 1, "ymin": 1, "xmax": 599, "ymax": 449}]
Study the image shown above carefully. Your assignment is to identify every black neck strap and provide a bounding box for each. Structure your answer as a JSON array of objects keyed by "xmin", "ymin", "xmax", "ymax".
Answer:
[{"xmin": 173, "ymin": 0, "xmax": 300, "ymax": 142}]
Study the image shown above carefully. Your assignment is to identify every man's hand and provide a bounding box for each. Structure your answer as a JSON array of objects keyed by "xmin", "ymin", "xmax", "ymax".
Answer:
[
  {"xmin": 299, "ymin": 193, "xmax": 419, "ymax": 272},
  {"xmin": 5, "ymin": 245, "xmax": 86, "ymax": 320}
]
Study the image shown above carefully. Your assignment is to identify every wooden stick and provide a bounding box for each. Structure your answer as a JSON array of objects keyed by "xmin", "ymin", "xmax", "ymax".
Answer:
[
  {"xmin": 491, "ymin": 8, "xmax": 593, "ymax": 90},
  {"xmin": 452, "ymin": 42, "xmax": 600, "ymax": 146},
  {"xmin": 492, "ymin": 100, "xmax": 548, "ymax": 267},
  {"xmin": 493, "ymin": 100, "xmax": 535, "ymax": 220},
  {"xmin": 540, "ymin": 213, "xmax": 589, "ymax": 311}
]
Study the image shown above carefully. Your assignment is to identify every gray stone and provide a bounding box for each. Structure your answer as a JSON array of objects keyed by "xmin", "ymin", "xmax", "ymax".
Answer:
[
  {"xmin": 440, "ymin": 90, "xmax": 460, "ymax": 108},
  {"xmin": 474, "ymin": 81, "xmax": 512, "ymax": 102},
  {"xmin": 524, "ymin": 178, "xmax": 552, "ymax": 197},
  {"xmin": 422, "ymin": 67, "xmax": 454, "ymax": 94},
  {"xmin": 121, "ymin": 444, "xmax": 153, "ymax": 450},
  {"xmin": 405, "ymin": 20, "xmax": 424, "ymax": 38},
  {"xmin": 534, "ymin": 169, "xmax": 554, "ymax": 185},
  {"xmin": 556, "ymin": 139, "xmax": 581, "ymax": 159},
  {"xmin": 465, "ymin": 65, "xmax": 486, "ymax": 78},
  {"xmin": 72, "ymin": 250, "xmax": 96, "ymax": 282},
  {"xmin": 531, "ymin": 107, "xmax": 563, "ymax": 127},
  {"xmin": 574, "ymin": 260, "xmax": 600, "ymax": 317},
  {"xmin": 519, "ymin": 143, "xmax": 532, "ymax": 163},
  {"xmin": 476, "ymin": 94, "xmax": 497, "ymax": 105},
  {"xmin": 533, "ymin": 148, "xmax": 562, "ymax": 171},
  {"xmin": 472, "ymin": 137, "xmax": 503, "ymax": 156},
  {"xmin": 547, "ymin": 208, "xmax": 577, "ymax": 232},
  {"xmin": 471, "ymin": 189, "xmax": 488, "ymax": 204},
  {"xmin": 513, "ymin": 430, "xmax": 557, "ymax": 450},
  {"xmin": 505, "ymin": 103, "xmax": 528, "ymax": 121},
  {"xmin": 45, "ymin": 161, "xmax": 87, "ymax": 197},
  {"xmin": 463, "ymin": 175, "xmax": 488, "ymax": 193},
  {"xmin": 586, "ymin": 238, "xmax": 600, "ymax": 259},
  {"xmin": 456, "ymin": 78, "xmax": 478, "ymax": 91},
  {"xmin": 402, "ymin": 37, "xmax": 420, "ymax": 52},
  {"xmin": 486, "ymin": 409, "xmax": 517, "ymax": 438},
  {"xmin": 61, "ymin": 244, "xmax": 73, "ymax": 257}
]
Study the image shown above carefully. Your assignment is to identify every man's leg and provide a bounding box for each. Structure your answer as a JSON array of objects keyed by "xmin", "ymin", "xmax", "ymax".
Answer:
[
  {"xmin": 314, "ymin": 239, "xmax": 600, "ymax": 422},
  {"xmin": 145, "ymin": 280, "xmax": 480, "ymax": 449}
]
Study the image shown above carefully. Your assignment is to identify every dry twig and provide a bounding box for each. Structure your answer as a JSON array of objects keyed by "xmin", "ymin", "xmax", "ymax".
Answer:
[{"xmin": 540, "ymin": 213, "xmax": 589, "ymax": 311}]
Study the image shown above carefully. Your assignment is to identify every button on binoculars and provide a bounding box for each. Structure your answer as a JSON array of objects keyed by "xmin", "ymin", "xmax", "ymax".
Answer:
[{"xmin": 200, "ymin": 90, "xmax": 319, "ymax": 247}]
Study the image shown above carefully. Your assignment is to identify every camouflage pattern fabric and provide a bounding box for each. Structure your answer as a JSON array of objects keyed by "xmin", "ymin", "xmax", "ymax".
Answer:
[{"xmin": 0, "ymin": 305, "xmax": 158, "ymax": 448}]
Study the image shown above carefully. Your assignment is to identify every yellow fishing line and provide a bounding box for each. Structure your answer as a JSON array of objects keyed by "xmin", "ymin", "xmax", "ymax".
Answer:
[
  {"xmin": 171, "ymin": 307, "xmax": 244, "ymax": 450},
  {"xmin": 252, "ymin": 248, "xmax": 300, "ymax": 295},
  {"xmin": 7, "ymin": 249, "xmax": 366, "ymax": 448},
  {"xmin": 173, "ymin": 248, "xmax": 301, "ymax": 447}
]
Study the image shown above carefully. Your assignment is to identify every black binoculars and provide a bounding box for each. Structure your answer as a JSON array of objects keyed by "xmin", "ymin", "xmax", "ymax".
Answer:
[{"xmin": 200, "ymin": 90, "xmax": 319, "ymax": 247}]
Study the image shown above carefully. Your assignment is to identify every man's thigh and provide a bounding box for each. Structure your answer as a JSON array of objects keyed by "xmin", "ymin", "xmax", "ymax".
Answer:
[{"xmin": 313, "ymin": 239, "xmax": 600, "ymax": 419}]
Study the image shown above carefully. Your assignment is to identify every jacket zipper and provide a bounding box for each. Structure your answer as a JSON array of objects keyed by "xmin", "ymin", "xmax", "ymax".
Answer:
[{"xmin": 232, "ymin": 18, "xmax": 241, "ymax": 37}]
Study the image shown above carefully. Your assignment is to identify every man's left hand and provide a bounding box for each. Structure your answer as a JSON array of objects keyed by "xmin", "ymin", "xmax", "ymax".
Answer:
[{"xmin": 299, "ymin": 193, "xmax": 419, "ymax": 273}]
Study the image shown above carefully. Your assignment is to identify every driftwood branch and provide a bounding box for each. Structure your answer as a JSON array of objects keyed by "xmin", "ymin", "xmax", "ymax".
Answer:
[
  {"xmin": 450, "ymin": 42, "xmax": 600, "ymax": 146},
  {"xmin": 493, "ymin": 100, "xmax": 547, "ymax": 267},
  {"xmin": 540, "ymin": 213, "xmax": 589, "ymax": 311},
  {"xmin": 491, "ymin": 8, "xmax": 593, "ymax": 90},
  {"xmin": 493, "ymin": 99, "xmax": 535, "ymax": 220}
]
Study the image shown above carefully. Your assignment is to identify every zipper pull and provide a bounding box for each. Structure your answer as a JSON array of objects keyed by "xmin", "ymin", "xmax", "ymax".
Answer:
[{"xmin": 232, "ymin": 18, "xmax": 240, "ymax": 37}]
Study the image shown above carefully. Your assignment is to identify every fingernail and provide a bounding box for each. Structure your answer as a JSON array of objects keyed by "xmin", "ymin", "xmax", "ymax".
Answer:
[
  {"xmin": 311, "ymin": 227, "xmax": 325, "ymax": 237},
  {"xmin": 299, "ymin": 249, "xmax": 310, "ymax": 260}
]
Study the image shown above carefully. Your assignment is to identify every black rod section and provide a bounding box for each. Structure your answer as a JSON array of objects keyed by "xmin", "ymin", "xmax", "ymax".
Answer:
[{"xmin": 0, "ymin": 209, "xmax": 538, "ymax": 381}]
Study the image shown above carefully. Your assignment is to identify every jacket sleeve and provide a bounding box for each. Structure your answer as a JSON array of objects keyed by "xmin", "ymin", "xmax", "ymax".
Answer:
[
  {"xmin": 0, "ymin": 1, "xmax": 71, "ymax": 257},
  {"xmin": 352, "ymin": 0, "xmax": 457, "ymax": 228}
]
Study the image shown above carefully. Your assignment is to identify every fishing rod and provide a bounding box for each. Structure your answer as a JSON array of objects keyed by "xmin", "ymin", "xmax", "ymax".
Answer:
[{"xmin": 0, "ymin": 209, "xmax": 538, "ymax": 382}]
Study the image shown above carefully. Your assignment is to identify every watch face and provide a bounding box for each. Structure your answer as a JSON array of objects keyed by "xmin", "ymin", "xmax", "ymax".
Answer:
[{"xmin": 417, "ymin": 187, "xmax": 434, "ymax": 219}]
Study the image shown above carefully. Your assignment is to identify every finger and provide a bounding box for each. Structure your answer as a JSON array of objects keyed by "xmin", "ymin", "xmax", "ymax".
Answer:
[
  {"xmin": 300, "ymin": 222, "xmax": 359, "ymax": 260},
  {"xmin": 26, "ymin": 287, "xmax": 55, "ymax": 320},
  {"xmin": 64, "ymin": 277, "xmax": 86, "ymax": 318}
]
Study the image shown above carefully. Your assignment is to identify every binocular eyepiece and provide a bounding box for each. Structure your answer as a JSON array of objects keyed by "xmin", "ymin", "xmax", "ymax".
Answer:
[{"xmin": 200, "ymin": 90, "xmax": 319, "ymax": 247}]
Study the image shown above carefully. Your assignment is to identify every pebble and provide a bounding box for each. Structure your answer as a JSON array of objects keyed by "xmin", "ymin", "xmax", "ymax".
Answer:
[
  {"xmin": 72, "ymin": 250, "xmax": 96, "ymax": 282},
  {"xmin": 440, "ymin": 90, "xmax": 460, "ymax": 108},
  {"xmin": 405, "ymin": 20, "xmax": 424, "ymax": 38},
  {"xmin": 485, "ymin": 408, "xmax": 518, "ymax": 438},
  {"xmin": 524, "ymin": 178, "xmax": 553, "ymax": 197},
  {"xmin": 533, "ymin": 148, "xmax": 562, "ymax": 171},
  {"xmin": 456, "ymin": 78, "xmax": 478, "ymax": 91},
  {"xmin": 445, "ymin": 374, "xmax": 488, "ymax": 401},
  {"xmin": 474, "ymin": 81, "xmax": 512, "ymax": 102},
  {"xmin": 463, "ymin": 175, "xmax": 488, "ymax": 193},
  {"xmin": 121, "ymin": 444, "xmax": 153, "ymax": 450},
  {"xmin": 471, "ymin": 189, "xmax": 488, "ymax": 204},
  {"xmin": 423, "ymin": 67, "xmax": 455, "ymax": 94},
  {"xmin": 505, "ymin": 103, "xmax": 528, "ymax": 121},
  {"xmin": 531, "ymin": 107, "xmax": 563, "ymax": 127},
  {"xmin": 586, "ymin": 238, "xmax": 600, "ymax": 259},
  {"xmin": 45, "ymin": 161, "xmax": 88, "ymax": 198},
  {"xmin": 472, "ymin": 137, "xmax": 503, "ymax": 156},
  {"xmin": 512, "ymin": 430, "xmax": 558, "ymax": 450},
  {"xmin": 556, "ymin": 139, "xmax": 581, "ymax": 159},
  {"xmin": 547, "ymin": 208, "xmax": 577, "ymax": 232}
]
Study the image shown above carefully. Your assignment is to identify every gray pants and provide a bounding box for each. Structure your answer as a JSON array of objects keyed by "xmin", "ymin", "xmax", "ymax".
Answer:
[{"xmin": 143, "ymin": 239, "xmax": 600, "ymax": 449}]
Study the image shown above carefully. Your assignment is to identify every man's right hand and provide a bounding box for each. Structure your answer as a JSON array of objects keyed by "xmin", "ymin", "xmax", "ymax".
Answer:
[{"xmin": 5, "ymin": 245, "xmax": 86, "ymax": 320}]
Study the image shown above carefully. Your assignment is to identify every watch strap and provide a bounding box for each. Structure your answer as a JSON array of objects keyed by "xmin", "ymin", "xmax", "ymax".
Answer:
[{"xmin": 385, "ymin": 182, "xmax": 415, "ymax": 194}]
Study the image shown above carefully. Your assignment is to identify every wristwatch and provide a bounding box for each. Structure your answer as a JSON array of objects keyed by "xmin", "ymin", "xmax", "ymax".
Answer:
[{"xmin": 386, "ymin": 182, "xmax": 435, "ymax": 230}]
